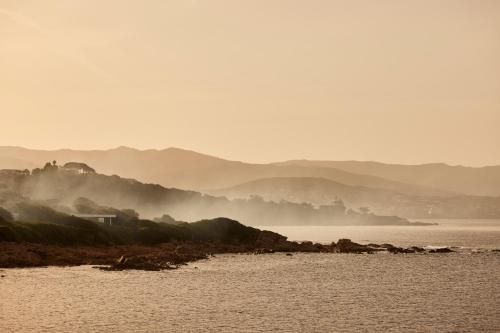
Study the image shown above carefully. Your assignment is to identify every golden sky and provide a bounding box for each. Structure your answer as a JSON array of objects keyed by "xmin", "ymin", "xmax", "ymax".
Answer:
[{"xmin": 0, "ymin": 0, "xmax": 499, "ymax": 166}]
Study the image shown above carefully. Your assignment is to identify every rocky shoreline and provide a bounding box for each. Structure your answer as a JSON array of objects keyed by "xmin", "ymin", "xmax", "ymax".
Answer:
[{"xmin": 0, "ymin": 239, "xmax": 454, "ymax": 271}]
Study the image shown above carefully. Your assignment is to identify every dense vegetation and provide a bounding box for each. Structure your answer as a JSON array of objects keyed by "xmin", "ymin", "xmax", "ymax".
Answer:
[{"xmin": 0, "ymin": 202, "xmax": 269, "ymax": 246}]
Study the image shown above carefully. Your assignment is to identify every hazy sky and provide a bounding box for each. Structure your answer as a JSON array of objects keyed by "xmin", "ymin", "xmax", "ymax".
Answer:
[{"xmin": 1, "ymin": 0, "xmax": 499, "ymax": 166}]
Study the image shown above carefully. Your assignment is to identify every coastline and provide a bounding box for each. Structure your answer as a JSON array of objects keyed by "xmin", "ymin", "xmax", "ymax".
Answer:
[{"xmin": 0, "ymin": 239, "xmax": 453, "ymax": 271}]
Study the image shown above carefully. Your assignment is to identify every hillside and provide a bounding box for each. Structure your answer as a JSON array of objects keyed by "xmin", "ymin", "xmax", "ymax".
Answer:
[
  {"xmin": 0, "ymin": 146, "xmax": 454, "ymax": 197},
  {"xmin": 0, "ymin": 163, "xmax": 427, "ymax": 226},
  {"xmin": 0, "ymin": 213, "xmax": 277, "ymax": 247},
  {"xmin": 210, "ymin": 177, "xmax": 391, "ymax": 207},
  {"xmin": 210, "ymin": 177, "xmax": 500, "ymax": 219},
  {"xmin": 276, "ymin": 160, "xmax": 500, "ymax": 197}
]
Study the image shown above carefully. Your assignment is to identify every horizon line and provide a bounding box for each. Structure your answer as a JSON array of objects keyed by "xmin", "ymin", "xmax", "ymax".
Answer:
[{"xmin": 0, "ymin": 145, "xmax": 498, "ymax": 169}]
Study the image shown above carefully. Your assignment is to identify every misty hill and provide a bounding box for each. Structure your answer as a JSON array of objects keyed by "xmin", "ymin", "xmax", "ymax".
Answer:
[
  {"xmin": 210, "ymin": 177, "xmax": 500, "ymax": 219},
  {"xmin": 211, "ymin": 177, "xmax": 389, "ymax": 206},
  {"xmin": 0, "ymin": 146, "xmax": 454, "ymax": 197},
  {"xmin": 0, "ymin": 163, "xmax": 427, "ymax": 226},
  {"xmin": 275, "ymin": 160, "xmax": 500, "ymax": 197}
]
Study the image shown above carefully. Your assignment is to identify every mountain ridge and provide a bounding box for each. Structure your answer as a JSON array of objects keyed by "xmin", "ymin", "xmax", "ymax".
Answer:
[
  {"xmin": 0, "ymin": 146, "xmax": 457, "ymax": 197},
  {"xmin": 209, "ymin": 176, "xmax": 500, "ymax": 219},
  {"xmin": 274, "ymin": 160, "xmax": 500, "ymax": 196}
]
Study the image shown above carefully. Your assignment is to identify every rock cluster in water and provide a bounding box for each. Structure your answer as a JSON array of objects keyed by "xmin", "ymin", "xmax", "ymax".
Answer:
[
  {"xmin": 0, "ymin": 237, "xmax": 456, "ymax": 271},
  {"xmin": 260, "ymin": 238, "xmax": 453, "ymax": 255}
]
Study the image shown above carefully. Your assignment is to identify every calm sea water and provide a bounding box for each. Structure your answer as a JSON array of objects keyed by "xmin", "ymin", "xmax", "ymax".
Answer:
[
  {"xmin": 258, "ymin": 219, "xmax": 500, "ymax": 249},
  {"xmin": 1, "ymin": 220, "xmax": 499, "ymax": 333}
]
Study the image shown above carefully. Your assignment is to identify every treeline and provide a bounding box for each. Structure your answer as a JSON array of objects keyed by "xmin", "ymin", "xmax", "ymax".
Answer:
[{"xmin": 0, "ymin": 199, "xmax": 278, "ymax": 246}]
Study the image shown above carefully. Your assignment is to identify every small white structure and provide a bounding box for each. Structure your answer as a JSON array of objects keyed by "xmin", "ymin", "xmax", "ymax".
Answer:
[{"xmin": 73, "ymin": 214, "xmax": 117, "ymax": 226}]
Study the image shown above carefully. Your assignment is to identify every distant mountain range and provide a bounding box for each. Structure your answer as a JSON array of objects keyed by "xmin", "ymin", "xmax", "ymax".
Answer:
[
  {"xmin": 274, "ymin": 160, "xmax": 500, "ymax": 197},
  {"xmin": 1, "ymin": 146, "xmax": 499, "ymax": 219},
  {"xmin": 210, "ymin": 177, "xmax": 397, "ymax": 206},
  {"xmin": 0, "ymin": 146, "xmax": 468, "ymax": 196},
  {"xmin": 210, "ymin": 177, "xmax": 500, "ymax": 219}
]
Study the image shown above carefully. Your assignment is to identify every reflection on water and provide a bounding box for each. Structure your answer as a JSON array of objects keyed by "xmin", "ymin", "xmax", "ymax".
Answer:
[{"xmin": 1, "ymin": 220, "xmax": 499, "ymax": 332}]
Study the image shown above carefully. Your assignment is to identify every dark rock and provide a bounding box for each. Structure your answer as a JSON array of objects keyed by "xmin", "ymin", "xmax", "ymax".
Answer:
[
  {"xmin": 388, "ymin": 247, "xmax": 415, "ymax": 254},
  {"xmin": 430, "ymin": 247, "xmax": 454, "ymax": 253},
  {"xmin": 335, "ymin": 239, "xmax": 373, "ymax": 253},
  {"xmin": 314, "ymin": 243, "xmax": 328, "ymax": 252},
  {"xmin": 410, "ymin": 246, "xmax": 426, "ymax": 252},
  {"xmin": 298, "ymin": 241, "xmax": 319, "ymax": 252}
]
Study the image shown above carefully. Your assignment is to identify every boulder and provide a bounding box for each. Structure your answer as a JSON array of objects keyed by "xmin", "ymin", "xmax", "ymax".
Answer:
[
  {"xmin": 429, "ymin": 248, "xmax": 454, "ymax": 253},
  {"xmin": 335, "ymin": 239, "xmax": 372, "ymax": 253},
  {"xmin": 387, "ymin": 247, "xmax": 415, "ymax": 254}
]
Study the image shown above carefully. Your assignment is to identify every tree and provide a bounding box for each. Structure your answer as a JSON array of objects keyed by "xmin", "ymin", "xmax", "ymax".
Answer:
[
  {"xmin": 121, "ymin": 209, "xmax": 139, "ymax": 219},
  {"xmin": 42, "ymin": 161, "xmax": 58, "ymax": 173},
  {"xmin": 153, "ymin": 214, "xmax": 178, "ymax": 224}
]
